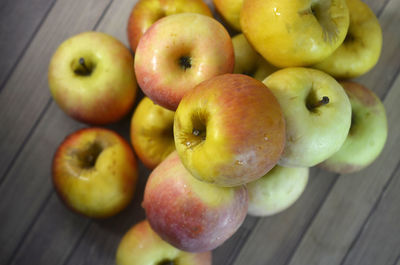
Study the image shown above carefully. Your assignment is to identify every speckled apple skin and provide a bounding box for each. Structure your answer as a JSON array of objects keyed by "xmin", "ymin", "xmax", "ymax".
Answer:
[
  {"xmin": 134, "ymin": 13, "xmax": 234, "ymax": 111},
  {"xmin": 127, "ymin": 0, "xmax": 212, "ymax": 52},
  {"xmin": 143, "ymin": 152, "xmax": 248, "ymax": 252},
  {"xmin": 116, "ymin": 220, "xmax": 211, "ymax": 265},
  {"xmin": 53, "ymin": 128, "xmax": 137, "ymax": 218}
]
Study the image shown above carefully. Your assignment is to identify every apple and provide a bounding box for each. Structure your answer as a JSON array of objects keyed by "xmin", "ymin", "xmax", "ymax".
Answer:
[
  {"xmin": 319, "ymin": 81, "xmax": 388, "ymax": 173},
  {"xmin": 263, "ymin": 67, "xmax": 352, "ymax": 167},
  {"xmin": 240, "ymin": 0, "xmax": 350, "ymax": 67},
  {"xmin": 313, "ymin": 0, "xmax": 382, "ymax": 78},
  {"xmin": 127, "ymin": 0, "xmax": 212, "ymax": 52},
  {"xmin": 52, "ymin": 128, "xmax": 137, "ymax": 218},
  {"xmin": 247, "ymin": 165, "xmax": 309, "ymax": 216},
  {"xmin": 48, "ymin": 31, "xmax": 137, "ymax": 125},
  {"xmin": 174, "ymin": 74, "xmax": 285, "ymax": 187},
  {"xmin": 232, "ymin": 33, "xmax": 278, "ymax": 81},
  {"xmin": 134, "ymin": 13, "xmax": 234, "ymax": 111},
  {"xmin": 213, "ymin": 0, "xmax": 243, "ymax": 31},
  {"xmin": 116, "ymin": 220, "xmax": 211, "ymax": 265},
  {"xmin": 130, "ymin": 97, "xmax": 175, "ymax": 169},
  {"xmin": 142, "ymin": 152, "xmax": 248, "ymax": 252}
]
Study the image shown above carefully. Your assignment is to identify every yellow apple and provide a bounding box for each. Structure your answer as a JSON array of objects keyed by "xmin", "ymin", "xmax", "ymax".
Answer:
[
  {"xmin": 313, "ymin": 0, "xmax": 382, "ymax": 78},
  {"xmin": 213, "ymin": 0, "xmax": 243, "ymax": 31}
]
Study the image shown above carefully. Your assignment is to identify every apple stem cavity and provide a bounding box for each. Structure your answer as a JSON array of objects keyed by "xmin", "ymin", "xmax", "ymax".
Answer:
[
  {"xmin": 179, "ymin": 55, "xmax": 192, "ymax": 71},
  {"xmin": 77, "ymin": 57, "xmax": 91, "ymax": 76},
  {"xmin": 158, "ymin": 260, "xmax": 175, "ymax": 265},
  {"xmin": 309, "ymin": 96, "xmax": 330, "ymax": 109}
]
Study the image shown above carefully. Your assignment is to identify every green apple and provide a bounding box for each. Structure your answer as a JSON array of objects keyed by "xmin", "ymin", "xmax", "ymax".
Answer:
[
  {"xmin": 134, "ymin": 13, "xmax": 234, "ymax": 111},
  {"xmin": 263, "ymin": 67, "xmax": 352, "ymax": 167},
  {"xmin": 116, "ymin": 220, "xmax": 211, "ymax": 265},
  {"xmin": 174, "ymin": 74, "xmax": 286, "ymax": 187},
  {"xmin": 313, "ymin": 0, "xmax": 382, "ymax": 78},
  {"xmin": 319, "ymin": 81, "xmax": 387, "ymax": 173},
  {"xmin": 48, "ymin": 31, "xmax": 137, "ymax": 125},
  {"xmin": 143, "ymin": 152, "xmax": 248, "ymax": 252},
  {"xmin": 232, "ymin": 34, "xmax": 278, "ymax": 81},
  {"xmin": 241, "ymin": 0, "xmax": 350, "ymax": 67},
  {"xmin": 127, "ymin": 0, "xmax": 212, "ymax": 52},
  {"xmin": 247, "ymin": 165, "xmax": 309, "ymax": 216},
  {"xmin": 52, "ymin": 128, "xmax": 137, "ymax": 218},
  {"xmin": 130, "ymin": 97, "xmax": 175, "ymax": 169},
  {"xmin": 213, "ymin": 0, "xmax": 243, "ymax": 31}
]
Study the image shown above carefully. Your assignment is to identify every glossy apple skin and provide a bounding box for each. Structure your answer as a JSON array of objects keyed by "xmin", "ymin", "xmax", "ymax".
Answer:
[
  {"xmin": 313, "ymin": 0, "xmax": 382, "ymax": 78},
  {"xmin": 52, "ymin": 128, "xmax": 137, "ymax": 218},
  {"xmin": 174, "ymin": 74, "xmax": 286, "ymax": 187},
  {"xmin": 232, "ymin": 34, "xmax": 278, "ymax": 81},
  {"xmin": 143, "ymin": 152, "xmax": 248, "ymax": 252},
  {"xmin": 241, "ymin": 0, "xmax": 350, "ymax": 67},
  {"xmin": 134, "ymin": 13, "xmax": 234, "ymax": 111},
  {"xmin": 116, "ymin": 220, "xmax": 211, "ymax": 265},
  {"xmin": 247, "ymin": 165, "xmax": 309, "ymax": 216},
  {"xmin": 48, "ymin": 32, "xmax": 137, "ymax": 125},
  {"xmin": 213, "ymin": 0, "xmax": 243, "ymax": 31},
  {"xmin": 263, "ymin": 68, "xmax": 352, "ymax": 167},
  {"xmin": 130, "ymin": 97, "xmax": 175, "ymax": 169},
  {"xmin": 127, "ymin": 0, "xmax": 212, "ymax": 52},
  {"xmin": 319, "ymin": 81, "xmax": 387, "ymax": 173}
]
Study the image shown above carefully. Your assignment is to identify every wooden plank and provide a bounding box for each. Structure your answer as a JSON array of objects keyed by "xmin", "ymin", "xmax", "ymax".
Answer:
[
  {"xmin": 340, "ymin": 164, "xmax": 400, "ymax": 265},
  {"xmin": 286, "ymin": 68, "xmax": 400, "ymax": 264},
  {"xmin": 0, "ymin": 0, "xmax": 113, "ymax": 263},
  {"xmin": 0, "ymin": 0, "xmax": 111, "ymax": 183},
  {"xmin": 0, "ymin": 0, "xmax": 56, "ymax": 88}
]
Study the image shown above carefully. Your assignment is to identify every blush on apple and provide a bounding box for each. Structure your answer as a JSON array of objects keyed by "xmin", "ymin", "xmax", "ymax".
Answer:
[
  {"xmin": 52, "ymin": 128, "xmax": 137, "ymax": 218},
  {"xmin": 142, "ymin": 152, "xmax": 248, "ymax": 252}
]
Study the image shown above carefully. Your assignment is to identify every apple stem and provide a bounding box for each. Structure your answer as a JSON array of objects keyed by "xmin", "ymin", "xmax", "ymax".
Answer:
[
  {"xmin": 310, "ymin": 96, "xmax": 329, "ymax": 108},
  {"xmin": 79, "ymin": 57, "xmax": 90, "ymax": 74}
]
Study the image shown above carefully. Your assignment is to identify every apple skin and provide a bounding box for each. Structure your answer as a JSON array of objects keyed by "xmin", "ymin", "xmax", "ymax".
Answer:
[
  {"xmin": 213, "ymin": 0, "xmax": 243, "ymax": 31},
  {"xmin": 174, "ymin": 74, "xmax": 285, "ymax": 187},
  {"xmin": 247, "ymin": 165, "xmax": 309, "ymax": 216},
  {"xmin": 142, "ymin": 152, "xmax": 248, "ymax": 252},
  {"xmin": 240, "ymin": 0, "xmax": 350, "ymax": 67},
  {"xmin": 232, "ymin": 34, "xmax": 278, "ymax": 81},
  {"xmin": 127, "ymin": 0, "xmax": 212, "ymax": 52},
  {"xmin": 313, "ymin": 0, "xmax": 382, "ymax": 78},
  {"xmin": 48, "ymin": 31, "xmax": 137, "ymax": 125},
  {"xmin": 263, "ymin": 68, "xmax": 352, "ymax": 167},
  {"xmin": 116, "ymin": 220, "xmax": 211, "ymax": 265},
  {"xmin": 134, "ymin": 13, "xmax": 234, "ymax": 111},
  {"xmin": 130, "ymin": 97, "xmax": 175, "ymax": 169},
  {"xmin": 319, "ymin": 81, "xmax": 388, "ymax": 173},
  {"xmin": 52, "ymin": 128, "xmax": 137, "ymax": 218}
]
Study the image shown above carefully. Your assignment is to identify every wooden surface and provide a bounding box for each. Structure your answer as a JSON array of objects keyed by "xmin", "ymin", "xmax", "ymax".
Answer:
[{"xmin": 0, "ymin": 0, "xmax": 398, "ymax": 264}]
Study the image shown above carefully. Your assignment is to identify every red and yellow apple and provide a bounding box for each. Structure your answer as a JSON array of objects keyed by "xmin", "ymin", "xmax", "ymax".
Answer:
[
  {"xmin": 174, "ymin": 74, "xmax": 285, "ymax": 187},
  {"xmin": 232, "ymin": 34, "xmax": 278, "ymax": 81},
  {"xmin": 247, "ymin": 165, "xmax": 309, "ymax": 216},
  {"xmin": 134, "ymin": 13, "xmax": 234, "ymax": 110},
  {"xmin": 263, "ymin": 68, "xmax": 352, "ymax": 167},
  {"xmin": 213, "ymin": 0, "xmax": 243, "ymax": 31},
  {"xmin": 116, "ymin": 220, "xmax": 211, "ymax": 265},
  {"xmin": 52, "ymin": 128, "xmax": 137, "ymax": 218},
  {"xmin": 143, "ymin": 152, "xmax": 248, "ymax": 252},
  {"xmin": 127, "ymin": 0, "xmax": 212, "ymax": 52},
  {"xmin": 319, "ymin": 81, "xmax": 387, "ymax": 173},
  {"xmin": 313, "ymin": 0, "xmax": 382, "ymax": 78},
  {"xmin": 130, "ymin": 97, "xmax": 175, "ymax": 169},
  {"xmin": 241, "ymin": 0, "xmax": 350, "ymax": 67},
  {"xmin": 48, "ymin": 31, "xmax": 137, "ymax": 125}
]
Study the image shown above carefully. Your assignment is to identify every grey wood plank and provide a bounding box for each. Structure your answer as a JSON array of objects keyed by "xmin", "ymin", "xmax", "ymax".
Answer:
[
  {"xmin": 341, "ymin": 164, "xmax": 400, "ymax": 265},
  {"xmin": 0, "ymin": 0, "xmax": 56, "ymax": 89},
  {"xmin": 0, "ymin": 0, "xmax": 114, "ymax": 263},
  {"xmin": 286, "ymin": 66, "xmax": 400, "ymax": 264},
  {"xmin": 0, "ymin": 0, "xmax": 112, "ymax": 183}
]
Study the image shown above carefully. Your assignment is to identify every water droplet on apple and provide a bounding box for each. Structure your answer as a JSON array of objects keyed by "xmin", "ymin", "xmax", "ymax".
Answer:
[
  {"xmin": 186, "ymin": 141, "xmax": 191, "ymax": 147},
  {"xmin": 263, "ymin": 134, "xmax": 269, "ymax": 141},
  {"xmin": 235, "ymin": 160, "xmax": 244, "ymax": 166}
]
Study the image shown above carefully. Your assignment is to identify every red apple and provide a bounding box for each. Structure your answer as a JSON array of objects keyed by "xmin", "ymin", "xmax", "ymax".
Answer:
[
  {"xmin": 52, "ymin": 128, "xmax": 137, "ymax": 218},
  {"xmin": 143, "ymin": 152, "xmax": 248, "ymax": 252},
  {"xmin": 127, "ymin": 0, "xmax": 212, "ymax": 52},
  {"xmin": 174, "ymin": 74, "xmax": 286, "ymax": 187},
  {"xmin": 134, "ymin": 13, "xmax": 234, "ymax": 110},
  {"xmin": 116, "ymin": 220, "xmax": 211, "ymax": 265}
]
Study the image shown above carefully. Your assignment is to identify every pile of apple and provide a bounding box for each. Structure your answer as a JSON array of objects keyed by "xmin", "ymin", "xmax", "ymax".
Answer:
[{"xmin": 48, "ymin": 0, "xmax": 388, "ymax": 264}]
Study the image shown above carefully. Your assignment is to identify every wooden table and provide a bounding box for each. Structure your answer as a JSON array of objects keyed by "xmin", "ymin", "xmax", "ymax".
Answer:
[{"xmin": 0, "ymin": 0, "xmax": 399, "ymax": 264}]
